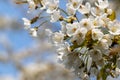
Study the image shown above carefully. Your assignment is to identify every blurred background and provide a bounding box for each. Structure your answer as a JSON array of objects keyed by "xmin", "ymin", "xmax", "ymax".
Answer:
[
  {"xmin": 0, "ymin": 0, "xmax": 78, "ymax": 80},
  {"xmin": 0, "ymin": 0, "xmax": 120, "ymax": 80}
]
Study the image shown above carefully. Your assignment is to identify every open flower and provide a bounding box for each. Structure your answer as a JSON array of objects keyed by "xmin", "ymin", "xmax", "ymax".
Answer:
[
  {"xmin": 66, "ymin": 22, "xmax": 79, "ymax": 37},
  {"xmin": 78, "ymin": 2, "xmax": 91, "ymax": 14},
  {"xmin": 50, "ymin": 10, "xmax": 61, "ymax": 22},
  {"xmin": 92, "ymin": 29, "xmax": 104, "ymax": 40},
  {"xmin": 108, "ymin": 21, "xmax": 120, "ymax": 35},
  {"xmin": 66, "ymin": 3, "xmax": 76, "ymax": 15},
  {"xmin": 52, "ymin": 31, "xmax": 64, "ymax": 44},
  {"xmin": 71, "ymin": 27, "xmax": 87, "ymax": 45},
  {"xmin": 91, "ymin": 7, "xmax": 104, "ymax": 16},
  {"xmin": 46, "ymin": 0, "xmax": 59, "ymax": 13},
  {"xmin": 68, "ymin": 0, "xmax": 83, "ymax": 10},
  {"xmin": 80, "ymin": 18, "xmax": 92, "ymax": 30},
  {"xmin": 89, "ymin": 49, "xmax": 102, "ymax": 62},
  {"xmin": 95, "ymin": 0, "xmax": 109, "ymax": 9}
]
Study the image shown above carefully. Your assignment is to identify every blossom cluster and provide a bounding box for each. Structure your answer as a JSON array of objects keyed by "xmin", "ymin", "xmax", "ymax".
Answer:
[{"xmin": 22, "ymin": 0, "xmax": 120, "ymax": 80}]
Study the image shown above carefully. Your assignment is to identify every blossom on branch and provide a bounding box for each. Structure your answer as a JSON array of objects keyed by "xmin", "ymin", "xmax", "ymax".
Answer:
[{"xmin": 22, "ymin": 0, "xmax": 120, "ymax": 80}]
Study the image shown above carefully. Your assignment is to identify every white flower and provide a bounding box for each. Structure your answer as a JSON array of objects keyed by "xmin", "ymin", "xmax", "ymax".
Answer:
[
  {"xmin": 78, "ymin": 2, "xmax": 91, "ymax": 14},
  {"xmin": 92, "ymin": 29, "xmax": 104, "ymax": 40},
  {"xmin": 108, "ymin": 21, "xmax": 120, "ymax": 35},
  {"xmin": 99, "ymin": 39, "xmax": 110, "ymax": 50},
  {"xmin": 89, "ymin": 49, "xmax": 102, "ymax": 61},
  {"xmin": 68, "ymin": 0, "xmax": 83, "ymax": 9},
  {"xmin": 91, "ymin": 7, "xmax": 104, "ymax": 16},
  {"xmin": 102, "ymin": 34, "xmax": 113, "ymax": 47},
  {"xmin": 46, "ymin": 0, "xmax": 59, "ymax": 13},
  {"xmin": 66, "ymin": 3, "xmax": 76, "ymax": 15},
  {"xmin": 80, "ymin": 18, "xmax": 92, "ymax": 30},
  {"xmin": 99, "ymin": 13, "xmax": 110, "ymax": 26},
  {"xmin": 30, "ymin": 28, "xmax": 37, "ymax": 37},
  {"xmin": 93, "ymin": 42, "xmax": 110, "ymax": 56},
  {"xmin": 71, "ymin": 27, "xmax": 87, "ymax": 45},
  {"xmin": 92, "ymin": 17, "xmax": 102, "ymax": 28},
  {"xmin": 22, "ymin": 18, "xmax": 31, "ymax": 29},
  {"xmin": 95, "ymin": 0, "xmax": 109, "ymax": 9},
  {"xmin": 27, "ymin": 0, "xmax": 36, "ymax": 13},
  {"xmin": 50, "ymin": 10, "xmax": 61, "ymax": 22},
  {"xmin": 93, "ymin": 13, "xmax": 109, "ymax": 27},
  {"xmin": 52, "ymin": 31, "xmax": 64, "ymax": 44},
  {"xmin": 66, "ymin": 22, "xmax": 79, "ymax": 37},
  {"xmin": 57, "ymin": 42, "xmax": 71, "ymax": 62}
]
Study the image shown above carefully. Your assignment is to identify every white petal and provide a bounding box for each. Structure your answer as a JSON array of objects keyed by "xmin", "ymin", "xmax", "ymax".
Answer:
[{"xmin": 87, "ymin": 56, "xmax": 92, "ymax": 72}]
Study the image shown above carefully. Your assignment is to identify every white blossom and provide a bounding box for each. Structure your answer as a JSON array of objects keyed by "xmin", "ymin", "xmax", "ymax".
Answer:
[
  {"xmin": 92, "ymin": 29, "xmax": 104, "ymax": 40},
  {"xmin": 91, "ymin": 7, "xmax": 104, "ymax": 16},
  {"xmin": 71, "ymin": 27, "xmax": 87, "ymax": 45},
  {"xmin": 27, "ymin": 0, "xmax": 36, "ymax": 13},
  {"xmin": 99, "ymin": 39, "xmax": 110, "ymax": 49},
  {"xmin": 108, "ymin": 21, "xmax": 120, "ymax": 35},
  {"xmin": 102, "ymin": 34, "xmax": 113, "ymax": 47},
  {"xmin": 66, "ymin": 22, "xmax": 79, "ymax": 37},
  {"xmin": 66, "ymin": 3, "xmax": 76, "ymax": 15},
  {"xmin": 78, "ymin": 2, "xmax": 91, "ymax": 14},
  {"xmin": 30, "ymin": 28, "xmax": 37, "ymax": 37},
  {"xmin": 89, "ymin": 49, "xmax": 102, "ymax": 61},
  {"xmin": 68, "ymin": 0, "xmax": 83, "ymax": 9},
  {"xmin": 52, "ymin": 31, "xmax": 64, "ymax": 44},
  {"xmin": 22, "ymin": 18, "xmax": 31, "ymax": 29},
  {"xmin": 46, "ymin": 0, "xmax": 59, "ymax": 13},
  {"xmin": 50, "ymin": 10, "xmax": 61, "ymax": 22},
  {"xmin": 80, "ymin": 18, "xmax": 92, "ymax": 30},
  {"xmin": 95, "ymin": 0, "xmax": 109, "ymax": 9}
]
